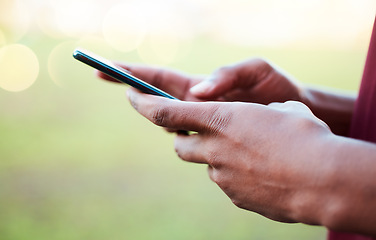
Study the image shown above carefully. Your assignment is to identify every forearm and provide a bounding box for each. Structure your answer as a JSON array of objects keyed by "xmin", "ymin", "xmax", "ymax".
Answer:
[
  {"xmin": 297, "ymin": 134, "xmax": 376, "ymax": 236},
  {"xmin": 301, "ymin": 87, "xmax": 356, "ymax": 136}
]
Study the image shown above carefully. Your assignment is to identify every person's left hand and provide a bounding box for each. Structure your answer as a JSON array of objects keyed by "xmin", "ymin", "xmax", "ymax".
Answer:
[
  {"xmin": 127, "ymin": 88, "xmax": 334, "ymax": 225},
  {"xmin": 96, "ymin": 63, "xmax": 204, "ymax": 102}
]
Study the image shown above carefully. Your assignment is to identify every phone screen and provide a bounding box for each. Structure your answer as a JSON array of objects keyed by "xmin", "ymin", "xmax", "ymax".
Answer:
[{"xmin": 73, "ymin": 48, "xmax": 178, "ymax": 100}]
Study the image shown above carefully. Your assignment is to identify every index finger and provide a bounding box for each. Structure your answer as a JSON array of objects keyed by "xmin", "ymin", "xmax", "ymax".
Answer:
[
  {"xmin": 127, "ymin": 89, "xmax": 231, "ymax": 134},
  {"xmin": 97, "ymin": 63, "xmax": 200, "ymax": 100}
]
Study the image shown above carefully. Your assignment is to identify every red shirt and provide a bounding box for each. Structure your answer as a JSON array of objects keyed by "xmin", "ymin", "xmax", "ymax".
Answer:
[{"xmin": 328, "ymin": 16, "xmax": 376, "ymax": 240}]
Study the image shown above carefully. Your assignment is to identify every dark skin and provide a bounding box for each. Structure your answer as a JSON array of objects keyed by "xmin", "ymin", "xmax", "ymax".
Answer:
[{"xmin": 97, "ymin": 58, "xmax": 376, "ymax": 236}]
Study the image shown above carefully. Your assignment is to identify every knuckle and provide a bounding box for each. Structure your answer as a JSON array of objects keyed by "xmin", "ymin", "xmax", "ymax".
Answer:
[
  {"xmin": 211, "ymin": 65, "xmax": 236, "ymax": 84},
  {"xmin": 205, "ymin": 104, "xmax": 232, "ymax": 134},
  {"xmin": 175, "ymin": 148, "xmax": 187, "ymax": 161},
  {"xmin": 207, "ymin": 167, "xmax": 216, "ymax": 182},
  {"xmin": 284, "ymin": 100, "xmax": 305, "ymax": 108},
  {"xmin": 231, "ymin": 198, "xmax": 246, "ymax": 210},
  {"xmin": 231, "ymin": 198, "xmax": 242, "ymax": 208},
  {"xmin": 283, "ymin": 100, "xmax": 296, "ymax": 105},
  {"xmin": 208, "ymin": 168, "xmax": 222, "ymax": 185},
  {"xmin": 174, "ymin": 139, "xmax": 188, "ymax": 161},
  {"xmin": 275, "ymin": 101, "xmax": 310, "ymax": 114},
  {"xmin": 174, "ymin": 139, "xmax": 182, "ymax": 156},
  {"xmin": 252, "ymin": 57, "xmax": 274, "ymax": 78},
  {"xmin": 216, "ymin": 65, "xmax": 233, "ymax": 75},
  {"xmin": 151, "ymin": 105, "xmax": 170, "ymax": 126},
  {"xmin": 277, "ymin": 101, "xmax": 298, "ymax": 110},
  {"xmin": 267, "ymin": 102, "xmax": 282, "ymax": 108},
  {"xmin": 206, "ymin": 148, "xmax": 222, "ymax": 168},
  {"xmin": 253, "ymin": 57, "xmax": 272, "ymax": 69},
  {"xmin": 285, "ymin": 112, "xmax": 319, "ymax": 132},
  {"xmin": 295, "ymin": 116, "xmax": 320, "ymax": 130}
]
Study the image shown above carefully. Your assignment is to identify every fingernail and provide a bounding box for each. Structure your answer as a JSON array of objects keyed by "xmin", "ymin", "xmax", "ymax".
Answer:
[{"xmin": 190, "ymin": 80, "xmax": 213, "ymax": 95}]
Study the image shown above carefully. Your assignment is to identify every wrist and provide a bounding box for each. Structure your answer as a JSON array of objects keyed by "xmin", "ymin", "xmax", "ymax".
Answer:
[
  {"xmin": 298, "ymin": 87, "xmax": 355, "ymax": 136},
  {"xmin": 296, "ymin": 134, "xmax": 376, "ymax": 235},
  {"xmin": 287, "ymin": 132, "xmax": 339, "ymax": 226}
]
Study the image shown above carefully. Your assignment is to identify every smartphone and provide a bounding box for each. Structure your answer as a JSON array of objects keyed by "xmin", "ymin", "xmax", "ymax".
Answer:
[{"xmin": 73, "ymin": 48, "xmax": 178, "ymax": 100}]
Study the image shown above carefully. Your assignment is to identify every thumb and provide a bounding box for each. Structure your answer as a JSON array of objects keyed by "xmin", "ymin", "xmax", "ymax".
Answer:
[
  {"xmin": 190, "ymin": 58, "xmax": 274, "ymax": 100},
  {"xmin": 190, "ymin": 68, "xmax": 235, "ymax": 99}
]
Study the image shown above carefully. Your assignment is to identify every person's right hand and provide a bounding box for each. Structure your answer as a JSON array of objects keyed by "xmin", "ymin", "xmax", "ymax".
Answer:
[{"xmin": 97, "ymin": 58, "xmax": 305, "ymax": 105}]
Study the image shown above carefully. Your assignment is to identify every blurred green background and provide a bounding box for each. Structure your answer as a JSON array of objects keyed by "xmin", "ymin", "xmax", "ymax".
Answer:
[{"xmin": 0, "ymin": 0, "xmax": 375, "ymax": 239}]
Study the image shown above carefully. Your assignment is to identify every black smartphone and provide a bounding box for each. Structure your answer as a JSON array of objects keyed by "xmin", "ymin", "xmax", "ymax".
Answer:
[{"xmin": 73, "ymin": 48, "xmax": 178, "ymax": 100}]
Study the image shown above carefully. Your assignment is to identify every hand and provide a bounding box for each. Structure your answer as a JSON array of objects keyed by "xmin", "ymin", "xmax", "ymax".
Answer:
[
  {"xmin": 96, "ymin": 58, "xmax": 304, "ymax": 104},
  {"xmin": 189, "ymin": 58, "xmax": 304, "ymax": 104},
  {"xmin": 126, "ymin": 88, "xmax": 334, "ymax": 225},
  {"xmin": 96, "ymin": 63, "xmax": 204, "ymax": 102},
  {"xmin": 97, "ymin": 60, "xmax": 354, "ymax": 135}
]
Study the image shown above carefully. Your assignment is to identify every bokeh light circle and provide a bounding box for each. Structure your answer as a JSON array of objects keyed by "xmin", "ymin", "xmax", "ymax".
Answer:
[
  {"xmin": 37, "ymin": 1, "xmax": 103, "ymax": 39},
  {"xmin": 48, "ymin": 41, "xmax": 83, "ymax": 89},
  {"xmin": 76, "ymin": 36, "xmax": 114, "ymax": 58},
  {"xmin": 0, "ymin": 44, "xmax": 39, "ymax": 92},
  {"xmin": 102, "ymin": 3, "xmax": 147, "ymax": 52},
  {"xmin": 48, "ymin": 40, "xmax": 112, "ymax": 90},
  {"xmin": 137, "ymin": 31, "xmax": 180, "ymax": 65},
  {"xmin": 36, "ymin": 3, "xmax": 65, "ymax": 39},
  {"xmin": 0, "ymin": 0, "xmax": 31, "ymax": 42}
]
